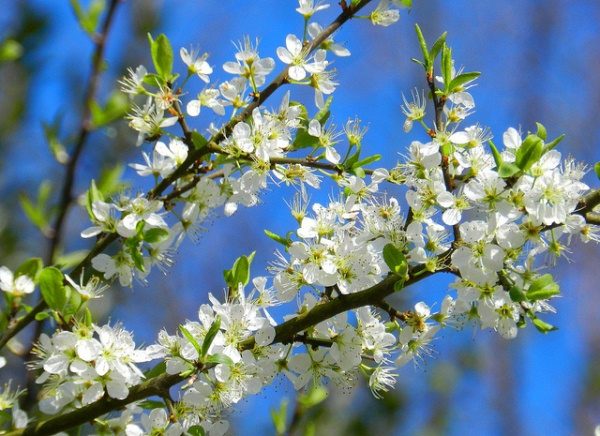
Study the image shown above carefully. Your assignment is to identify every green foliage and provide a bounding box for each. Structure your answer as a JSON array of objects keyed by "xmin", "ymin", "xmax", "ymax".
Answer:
[
  {"xmin": 223, "ymin": 252, "xmax": 256, "ymax": 289},
  {"xmin": 69, "ymin": 0, "xmax": 105, "ymax": 36},
  {"xmin": 191, "ymin": 131, "xmax": 208, "ymax": 150},
  {"xmin": 515, "ymin": 134, "xmax": 544, "ymax": 172},
  {"xmin": 201, "ymin": 316, "xmax": 221, "ymax": 358},
  {"xmin": 298, "ymin": 385, "xmax": 328, "ymax": 408},
  {"xmin": 291, "ymin": 97, "xmax": 332, "ymax": 151},
  {"xmin": 148, "ymin": 33, "xmax": 174, "ymax": 81},
  {"xmin": 270, "ymin": 399, "xmax": 288, "ymax": 436},
  {"xmin": 39, "ymin": 267, "xmax": 69, "ymax": 311},
  {"xmin": 90, "ymin": 91, "xmax": 129, "ymax": 127},
  {"xmin": 187, "ymin": 426, "xmax": 206, "ymax": 436},
  {"xmin": 19, "ymin": 180, "xmax": 53, "ymax": 234},
  {"xmin": 383, "ymin": 244, "xmax": 408, "ymax": 291},
  {"xmin": 15, "ymin": 258, "xmax": 43, "ymax": 280},
  {"xmin": 179, "ymin": 325, "xmax": 203, "ymax": 356},
  {"xmin": 532, "ymin": 317, "xmax": 558, "ymax": 333},
  {"xmin": 0, "ymin": 39, "xmax": 23, "ymax": 62},
  {"xmin": 43, "ymin": 120, "xmax": 68, "ymax": 164},
  {"xmin": 143, "ymin": 228, "xmax": 170, "ymax": 244},
  {"xmin": 264, "ymin": 229, "xmax": 292, "ymax": 247},
  {"xmin": 97, "ymin": 164, "xmax": 127, "ymax": 199},
  {"xmin": 527, "ymin": 274, "xmax": 560, "ymax": 301},
  {"xmin": 85, "ymin": 179, "xmax": 104, "ymax": 220}
]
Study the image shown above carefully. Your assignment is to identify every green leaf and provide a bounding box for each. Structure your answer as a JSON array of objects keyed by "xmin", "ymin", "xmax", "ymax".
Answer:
[
  {"xmin": 488, "ymin": 140, "xmax": 502, "ymax": 168},
  {"xmin": 382, "ymin": 244, "xmax": 408, "ymax": 277},
  {"xmin": 70, "ymin": 0, "xmax": 105, "ymax": 35},
  {"xmin": 187, "ymin": 426, "xmax": 206, "ymax": 436},
  {"xmin": 441, "ymin": 44, "xmax": 452, "ymax": 88},
  {"xmin": 351, "ymin": 154, "xmax": 381, "ymax": 170},
  {"xmin": 271, "ymin": 399, "xmax": 288, "ymax": 435},
  {"xmin": 15, "ymin": 258, "xmax": 43, "ymax": 280},
  {"xmin": 55, "ymin": 250, "xmax": 89, "ymax": 270},
  {"xmin": 542, "ymin": 133, "xmax": 565, "ymax": 153},
  {"xmin": 143, "ymin": 228, "xmax": 170, "ymax": 244},
  {"xmin": 532, "ymin": 317, "xmax": 558, "ymax": 333},
  {"xmin": 448, "ymin": 72, "xmax": 480, "ymax": 92},
  {"xmin": 201, "ymin": 316, "xmax": 221, "ymax": 358},
  {"xmin": 595, "ymin": 162, "xmax": 600, "ymax": 180},
  {"xmin": 497, "ymin": 162, "xmax": 521, "ymax": 179},
  {"xmin": 414, "ymin": 24, "xmax": 430, "ymax": 68},
  {"xmin": 35, "ymin": 311, "xmax": 50, "ymax": 321},
  {"xmin": 204, "ymin": 353, "xmax": 234, "ymax": 366},
  {"xmin": 179, "ymin": 325, "xmax": 203, "ymax": 356},
  {"xmin": 315, "ymin": 96, "xmax": 333, "ymax": 124},
  {"xmin": 85, "ymin": 180, "xmax": 104, "ymax": 220},
  {"xmin": 43, "ymin": 121, "xmax": 68, "ymax": 165},
  {"xmin": 264, "ymin": 230, "xmax": 291, "ymax": 247},
  {"xmin": 509, "ymin": 285, "xmax": 526, "ymax": 303},
  {"xmin": 62, "ymin": 289, "xmax": 82, "ymax": 317},
  {"xmin": 527, "ymin": 274, "xmax": 560, "ymax": 301},
  {"xmin": 138, "ymin": 400, "xmax": 166, "ymax": 410},
  {"xmin": 144, "ymin": 361, "xmax": 167, "ymax": 379},
  {"xmin": 515, "ymin": 134, "xmax": 543, "ymax": 172},
  {"xmin": 19, "ymin": 181, "xmax": 53, "ymax": 233},
  {"xmin": 91, "ymin": 91, "xmax": 129, "ymax": 127},
  {"xmin": 291, "ymin": 128, "xmax": 319, "ymax": 151},
  {"xmin": 535, "ymin": 122, "xmax": 547, "ymax": 141},
  {"xmin": 39, "ymin": 267, "xmax": 68, "ymax": 311},
  {"xmin": 149, "ymin": 33, "xmax": 174, "ymax": 80},
  {"xmin": 0, "ymin": 39, "xmax": 23, "ymax": 62},
  {"xmin": 224, "ymin": 253, "xmax": 255, "ymax": 288},
  {"xmin": 429, "ymin": 32, "xmax": 447, "ymax": 64},
  {"xmin": 191, "ymin": 131, "xmax": 208, "ymax": 150},
  {"xmin": 298, "ymin": 385, "xmax": 328, "ymax": 408},
  {"xmin": 96, "ymin": 164, "xmax": 126, "ymax": 198}
]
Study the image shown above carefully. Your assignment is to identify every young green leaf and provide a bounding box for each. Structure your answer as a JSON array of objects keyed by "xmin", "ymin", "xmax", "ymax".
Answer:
[
  {"xmin": 448, "ymin": 72, "xmax": 480, "ymax": 92},
  {"xmin": 204, "ymin": 354, "xmax": 234, "ymax": 366},
  {"xmin": 515, "ymin": 134, "xmax": 543, "ymax": 171},
  {"xmin": 383, "ymin": 244, "xmax": 408, "ymax": 277},
  {"xmin": 535, "ymin": 122, "xmax": 547, "ymax": 141},
  {"xmin": 201, "ymin": 316, "xmax": 221, "ymax": 358},
  {"xmin": 595, "ymin": 162, "xmax": 600, "ymax": 180},
  {"xmin": 187, "ymin": 426, "xmax": 206, "ymax": 436},
  {"xmin": 271, "ymin": 399, "xmax": 288, "ymax": 436},
  {"xmin": 179, "ymin": 325, "xmax": 203, "ymax": 356},
  {"xmin": 441, "ymin": 44, "xmax": 453, "ymax": 89},
  {"xmin": 532, "ymin": 317, "xmax": 558, "ymax": 333},
  {"xmin": 264, "ymin": 230, "xmax": 291, "ymax": 247},
  {"xmin": 488, "ymin": 140, "xmax": 503, "ymax": 168},
  {"xmin": 298, "ymin": 385, "xmax": 328, "ymax": 408},
  {"xmin": 39, "ymin": 267, "xmax": 68, "ymax": 311},
  {"xmin": 15, "ymin": 258, "xmax": 43, "ymax": 280},
  {"xmin": 191, "ymin": 131, "xmax": 208, "ymax": 150},
  {"xmin": 497, "ymin": 162, "xmax": 521, "ymax": 179},
  {"xmin": 542, "ymin": 133, "xmax": 565, "ymax": 154},
  {"xmin": 85, "ymin": 180, "xmax": 104, "ymax": 220},
  {"xmin": 143, "ymin": 228, "xmax": 170, "ymax": 244},
  {"xmin": 429, "ymin": 32, "xmax": 447, "ymax": 63},
  {"xmin": 149, "ymin": 33, "xmax": 174, "ymax": 80},
  {"xmin": 527, "ymin": 274, "xmax": 560, "ymax": 301},
  {"xmin": 414, "ymin": 24, "xmax": 430, "ymax": 69}
]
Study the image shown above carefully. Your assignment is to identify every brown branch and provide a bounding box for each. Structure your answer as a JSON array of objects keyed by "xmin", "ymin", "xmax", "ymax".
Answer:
[
  {"xmin": 45, "ymin": 0, "xmax": 121, "ymax": 266},
  {"xmin": 15, "ymin": 257, "xmax": 451, "ymax": 436}
]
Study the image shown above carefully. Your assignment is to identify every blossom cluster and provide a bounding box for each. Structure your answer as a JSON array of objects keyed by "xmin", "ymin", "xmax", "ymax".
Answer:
[{"xmin": 1, "ymin": 0, "xmax": 599, "ymax": 435}]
